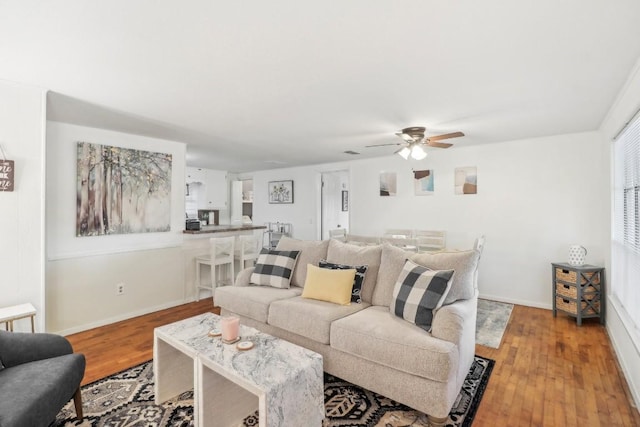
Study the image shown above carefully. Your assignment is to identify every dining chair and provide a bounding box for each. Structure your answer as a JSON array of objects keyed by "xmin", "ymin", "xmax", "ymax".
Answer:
[
  {"xmin": 414, "ymin": 230, "xmax": 446, "ymax": 252},
  {"xmin": 345, "ymin": 234, "xmax": 380, "ymax": 246},
  {"xmin": 195, "ymin": 236, "xmax": 235, "ymax": 301},
  {"xmin": 383, "ymin": 229, "xmax": 413, "ymax": 239},
  {"xmin": 381, "ymin": 236, "xmax": 419, "ymax": 252}
]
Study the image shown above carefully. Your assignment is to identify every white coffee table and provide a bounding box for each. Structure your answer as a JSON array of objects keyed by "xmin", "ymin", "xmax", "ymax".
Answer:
[{"xmin": 154, "ymin": 312, "xmax": 324, "ymax": 427}]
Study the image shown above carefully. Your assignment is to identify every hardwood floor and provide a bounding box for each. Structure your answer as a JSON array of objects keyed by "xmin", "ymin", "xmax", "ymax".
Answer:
[
  {"xmin": 65, "ymin": 300, "xmax": 640, "ymax": 426},
  {"xmin": 65, "ymin": 298, "xmax": 218, "ymax": 386}
]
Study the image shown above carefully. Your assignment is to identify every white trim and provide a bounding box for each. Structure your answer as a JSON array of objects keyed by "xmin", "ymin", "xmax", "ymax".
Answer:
[
  {"xmin": 47, "ymin": 240, "xmax": 183, "ymax": 261},
  {"xmin": 53, "ymin": 298, "xmax": 194, "ymax": 336},
  {"xmin": 478, "ymin": 293, "xmax": 551, "ymax": 310},
  {"xmin": 607, "ymin": 295, "xmax": 640, "ymax": 409},
  {"xmin": 608, "ymin": 294, "xmax": 640, "ymax": 357},
  {"xmin": 39, "ymin": 89, "xmax": 48, "ymax": 333}
]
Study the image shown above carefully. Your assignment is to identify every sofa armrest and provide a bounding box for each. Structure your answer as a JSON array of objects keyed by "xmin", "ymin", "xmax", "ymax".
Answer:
[
  {"xmin": 430, "ymin": 295, "xmax": 478, "ymax": 345},
  {"xmin": 234, "ymin": 267, "xmax": 255, "ymax": 286},
  {"xmin": 0, "ymin": 331, "xmax": 73, "ymax": 368}
]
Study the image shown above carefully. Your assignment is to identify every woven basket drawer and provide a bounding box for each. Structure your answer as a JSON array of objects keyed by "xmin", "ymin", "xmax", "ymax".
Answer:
[
  {"xmin": 555, "ymin": 282, "xmax": 599, "ymax": 298},
  {"xmin": 555, "ymin": 268, "xmax": 601, "ymax": 285},
  {"xmin": 555, "ymin": 296, "xmax": 600, "ymax": 315}
]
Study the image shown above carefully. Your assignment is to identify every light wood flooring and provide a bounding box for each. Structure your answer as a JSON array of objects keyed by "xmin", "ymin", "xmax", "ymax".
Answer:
[{"xmin": 65, "ymin": 299, "xmax": 639, "ymax": 426}]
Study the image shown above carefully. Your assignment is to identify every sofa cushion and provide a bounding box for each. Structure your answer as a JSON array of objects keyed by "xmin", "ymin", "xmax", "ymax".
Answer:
[
  {"xmin": 268, "ymin": 296, "xmax": 370, "ymax": 344},
  {"xmin": 325, "ymin": 239, "xmax": 382, "ymax": 303},
  {"xmin": 302, "ymin": 264, "xmax": 356, "ymax": 305},
  {"xmin": 319, "ymin": 260, "xmax": 368, "ymax": 303},
  {"xmin": 390, "ymin": 260, "xmax": 454, "ymax": 332},
  {"xmin": 214, "ymin": 285, "xmax": 303, "ymax": 323},
  {"xmin": 276, "ymin": 237, "xmax": 330, "ymax": 288},
  {"xmin": 330, "ymin": 306, "xmax": 457, "ymax": 382},
  {"xmin": 372, "ymin": 243, "xmax": 410, "ymax": 307},
  {"xmin": 251, "ymin": 248, "xmax": 300, "ymax": 289},
  {"xmin": 411, "ymin": 249, "xmax": 480, "ymax": 305},
  {"xmin": 372, "ymin": 244, "xmax": 480, "ymax": 307}
]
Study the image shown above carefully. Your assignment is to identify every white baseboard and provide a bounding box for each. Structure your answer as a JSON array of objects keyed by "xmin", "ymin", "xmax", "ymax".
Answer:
[
  {"xmin": 51, "ymin": 298, "xmax": 195, "ymax": 336},
  {"xmin": 478, "ymin": 293, "xmax": 552, "ymax": 310}
]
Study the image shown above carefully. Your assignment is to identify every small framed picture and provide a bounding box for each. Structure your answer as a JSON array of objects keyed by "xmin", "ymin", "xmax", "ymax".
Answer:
[
  {"xmin": 342, "ymin": 190, "xmax": 349, "ymax": 211},
  {"xmin": 268, "ymin": 180, "xmax": 294, "ymax": 204}
]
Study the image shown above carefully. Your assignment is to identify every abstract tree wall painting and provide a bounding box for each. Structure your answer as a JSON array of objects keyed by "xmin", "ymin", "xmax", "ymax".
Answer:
[{"xmin": 76, "ymin": 142, "xmax": 172, "ymax": 237}]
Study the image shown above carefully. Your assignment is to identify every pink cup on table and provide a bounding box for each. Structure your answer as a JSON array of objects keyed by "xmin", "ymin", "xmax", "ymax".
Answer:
[{"xmin": 221, "ymin": 316, "xmax": 239, "ymax": 341}]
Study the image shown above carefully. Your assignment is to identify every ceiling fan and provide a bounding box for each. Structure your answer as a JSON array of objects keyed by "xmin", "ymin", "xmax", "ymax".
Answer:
[{"xmin": 365, "ymin": 126, "xmax": 465, "ymax": 160}]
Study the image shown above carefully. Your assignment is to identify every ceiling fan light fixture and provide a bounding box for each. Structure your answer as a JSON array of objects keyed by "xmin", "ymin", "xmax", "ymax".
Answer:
[
  {"xmin": 397, "ymin": 146, "xmax": 411, "ymax": 159},
  {"xmin": 410, "ymin": 144, "xmax": 427, "ymax": 160}
]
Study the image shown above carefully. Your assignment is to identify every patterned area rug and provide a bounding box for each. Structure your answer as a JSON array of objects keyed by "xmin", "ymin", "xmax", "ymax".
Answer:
[
  {"xmin": 476, "ymin": 298, "xmax": 514, "ymax": 349},
  {"xmin": 54, "ymin": 356, "xmax": 494, "ymax": 427}
]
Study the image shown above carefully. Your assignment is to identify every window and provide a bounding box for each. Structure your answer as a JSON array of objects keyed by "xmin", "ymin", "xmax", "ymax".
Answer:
[{"xmin": 613, "ymin": 112, "xmax": 640, "ymax": 340}]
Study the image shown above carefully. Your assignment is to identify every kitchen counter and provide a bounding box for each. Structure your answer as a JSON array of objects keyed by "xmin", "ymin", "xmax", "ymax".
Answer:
[{"xmin": 183, "ymin": 224, "xmax": 266, "ymax": 234}]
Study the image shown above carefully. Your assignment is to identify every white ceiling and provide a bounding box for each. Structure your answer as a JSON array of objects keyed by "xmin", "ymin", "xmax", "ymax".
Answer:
[{"xmin": 2, "ymin": 1, "xmax": 640, "ymax": 172}]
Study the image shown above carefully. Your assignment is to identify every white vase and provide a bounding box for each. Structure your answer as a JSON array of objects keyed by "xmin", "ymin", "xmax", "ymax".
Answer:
[{"xmin": 568, "ymin": 245, "xmax": 587, "ymax": 266}]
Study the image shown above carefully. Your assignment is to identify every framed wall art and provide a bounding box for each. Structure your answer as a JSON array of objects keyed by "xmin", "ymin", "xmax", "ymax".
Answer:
[
  {"xmin": 76, "ymin": 141, "xmax": 172, "ymax": 236},
  {"xmin": 379, "ymin": 172, "xmax": 397, "ymax": 196},
  {"xmin": 268, "ymin": 180, "xmax": 294, "ymax": 204},
  {"xmin": 414, "ymin": 169, "xmax": 434, "ymax": 196},
  {"xmin": 342, "ymin": 190, "xmax": 349, "ymax": 211},
  {"xmin": 454, "ymin": 166, "xmax": 477, "ymax": 195}
]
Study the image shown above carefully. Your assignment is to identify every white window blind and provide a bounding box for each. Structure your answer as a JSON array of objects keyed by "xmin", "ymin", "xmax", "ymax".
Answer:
[{"xmin": 613, "ymin": 112, "xmax": 640, "ymax": 338}]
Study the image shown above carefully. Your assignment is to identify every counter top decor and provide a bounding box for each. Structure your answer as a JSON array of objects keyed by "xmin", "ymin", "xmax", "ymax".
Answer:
[{"xmin": 183, "ymin": 224, "xmax": 266, "ymax": 234}]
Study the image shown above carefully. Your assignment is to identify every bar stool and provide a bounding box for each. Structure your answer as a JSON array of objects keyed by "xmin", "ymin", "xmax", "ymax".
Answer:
[
  {"xmin": 235, "ymin": 234, "xmax": 262, "ymax": 272},
  {"xmin": 195, "ymin": 236, "xmax": 235, "ymax": 301},
  {"xmin": 329, "ymin": 228, "xmax": 347, "ymax": 242}
]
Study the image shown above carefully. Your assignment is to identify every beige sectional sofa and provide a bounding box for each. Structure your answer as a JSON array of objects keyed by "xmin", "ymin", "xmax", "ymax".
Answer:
[{"xmin": 214, "ymin": 237, "xmax": 481, "ymax": 426}]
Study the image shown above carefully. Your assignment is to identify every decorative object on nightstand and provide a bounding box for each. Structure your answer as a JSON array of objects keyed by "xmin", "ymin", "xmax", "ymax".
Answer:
[
  {"xmin": 552, "ymin": 262, "xmax": 605, "ymax": 325},
  {"xmin": 568, "ymin": 245, "xmax": 587, "ymax": 266}
]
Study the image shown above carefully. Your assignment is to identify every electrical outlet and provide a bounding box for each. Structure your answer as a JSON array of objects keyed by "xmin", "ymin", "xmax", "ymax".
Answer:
[{"xmin": 116, "ymin": 283, "xmax": 125, "ymax": 296}]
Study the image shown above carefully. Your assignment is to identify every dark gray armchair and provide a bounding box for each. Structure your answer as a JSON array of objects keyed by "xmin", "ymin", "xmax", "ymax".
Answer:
[{"xmin": 0, "ymin": 331, "xmax": 85, "ymax": 427}]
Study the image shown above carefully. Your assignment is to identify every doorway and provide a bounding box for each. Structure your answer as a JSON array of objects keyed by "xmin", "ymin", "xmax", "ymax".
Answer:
[{"xmin": 321, "ymin": 170, "xmax": 349, "ymax": 240}]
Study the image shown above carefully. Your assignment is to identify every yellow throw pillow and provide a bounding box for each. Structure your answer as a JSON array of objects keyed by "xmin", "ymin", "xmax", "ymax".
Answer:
[{"xmin": 302, "ymin": 264, "xmax": 356, "ymax": 305}]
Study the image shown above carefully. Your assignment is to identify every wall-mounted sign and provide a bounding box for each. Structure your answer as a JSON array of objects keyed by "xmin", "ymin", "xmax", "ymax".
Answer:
[{"xmin": 0, "ymin": 160, "xmax": 14, "ymax": 192}]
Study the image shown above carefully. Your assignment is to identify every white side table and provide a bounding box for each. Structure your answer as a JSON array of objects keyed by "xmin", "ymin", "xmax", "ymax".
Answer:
[{"xmin": 0, "ymin": 303, "xmax": 36, "ymax": 332}]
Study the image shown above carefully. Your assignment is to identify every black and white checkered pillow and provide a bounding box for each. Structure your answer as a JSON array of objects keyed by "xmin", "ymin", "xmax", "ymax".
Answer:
[
  {"xmin": 250, "ymin": 248, "xmax": 300, "ymax": 289},
  {"xmin": 318, "ymin": 260, "xmax": 368, "ymax": 303},
  {"xmin": 390, "ymin": 259, "xmax": 455, "ymax": 332}
]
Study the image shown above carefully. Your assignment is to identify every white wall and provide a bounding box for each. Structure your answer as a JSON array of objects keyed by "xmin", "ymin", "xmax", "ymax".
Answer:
[
  {"xmin": 45, "ymin": 121, "xmax": 188, "ymax": 334},
  {"xmin": 600, "ymin": 57, "xmax": 640, "ymax": 407},
  {"xmin": 252, "ymin": 130, "xmax": 609, "ymax": 309},
  {"xmin": 0, "ymin": 80, "xmax": 47, "ymax": 332}
]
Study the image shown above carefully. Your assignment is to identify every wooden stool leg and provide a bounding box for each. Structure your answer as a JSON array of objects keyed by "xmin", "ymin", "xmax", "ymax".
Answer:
[
  {"xmin": 73, "ymin": 387, "xmax": 84, "ymax": 419},
  {"xmin": 211, "ymin": 264, "xmax": 217, "ymax": 289},
  {"xmin": 195, "ymin": 261, "xmax": 201, "ymax": 302},
  {"xmin": 30, "ymin": 315, "xmax": 35, "ymax": 332}
]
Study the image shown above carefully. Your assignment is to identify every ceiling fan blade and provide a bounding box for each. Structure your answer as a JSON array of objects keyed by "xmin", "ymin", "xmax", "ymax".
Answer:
[
  {"xmin": 365, "ymin": 142, "xmax": 403, "ymax": 148},
  {"xmin": 428, "ymin": 131, "xmax": 465, "ymax": 141},
  {"xmin": 426, "ymin": 141, "xmax": 453, "ymax": 148}
]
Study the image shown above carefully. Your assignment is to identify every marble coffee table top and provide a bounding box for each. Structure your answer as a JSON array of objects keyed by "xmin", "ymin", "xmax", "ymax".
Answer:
[{"xmin": 155, "ymin": 312, "xmax": 324, "ymax": 393}]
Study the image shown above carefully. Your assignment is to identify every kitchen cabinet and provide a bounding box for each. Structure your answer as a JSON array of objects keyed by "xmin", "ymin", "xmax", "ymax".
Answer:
[
  {"xmin": 186, "ymin": 167, "xmax": 206, "ymax": 184},
  {"xmin": 186, "ymin": 167, "xmax": 228, "ymax": 209},
  {"xmin": 200, "ymin": 169, "xmax": 228, "ymax": 209}
]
